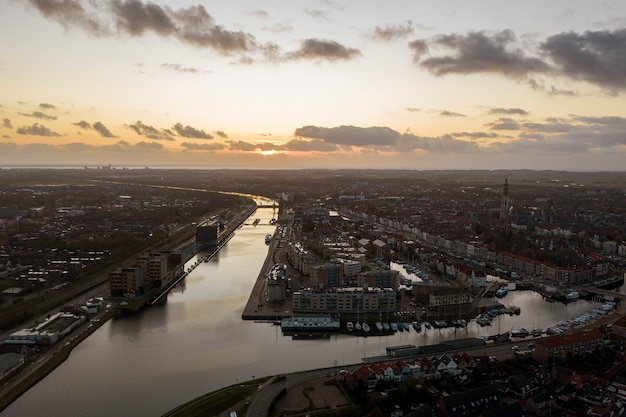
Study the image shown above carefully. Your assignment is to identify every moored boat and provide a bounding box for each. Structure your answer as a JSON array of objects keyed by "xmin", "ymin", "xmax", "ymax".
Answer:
[
  {"xmin": 412, "ymin": 321, "xmax": 422, "ymax": 332},
  {"xmin": 424, "ymin": 321, "xmax": 432, "ymax": 329},
  {"xmin": 376, "ymin": 322, "xmax": 383, "ymax": 332},
  {"xmin": 346, "ymin": 321, "xmax": 354, "ymax": 332},
  {"xmin": 280, "ymin": 316, "xmax": 340, "ymax": 332},
  {"xmin": 566, "ymin": 290, "xmax": 579, "ymax": 300},
  {"xmin": 383, "ymin": 322, "xmax": 390, "ymax": 331},
  {"xmin": 362, "ymin": 323, "xmax": 370, "ymax": 333},
  {"xmin": 495, "ymin": 286, "xmax": 508, "ymax": 298}
]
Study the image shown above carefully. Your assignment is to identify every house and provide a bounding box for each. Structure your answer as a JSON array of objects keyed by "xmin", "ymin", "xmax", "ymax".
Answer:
[
  {"xmin": 503, "ymin": 374, "xmax": 533, "ymax": 399},
  {"xmin": 435, "ymin": 384, "xmax": 501, "ymax": 417},
  {"xmin": 535, "ymin": 362, "xmax": 557, "ymax": 386},
  {"xmin": 534, "ymin": 330, "xmax": 603, "ymax": 361},
  {"xmin": 480, "ymin": 402, "xmax": 524, "ymax": 417},
  {"xmin": 527, "ymin": 391, "xmax": 556, "ymax": 416}
]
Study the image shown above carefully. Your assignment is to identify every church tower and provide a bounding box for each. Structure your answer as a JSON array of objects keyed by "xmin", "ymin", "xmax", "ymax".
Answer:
[{"xmin": 500, "ymin": 178, "xmax": 511, "ymax": 220}]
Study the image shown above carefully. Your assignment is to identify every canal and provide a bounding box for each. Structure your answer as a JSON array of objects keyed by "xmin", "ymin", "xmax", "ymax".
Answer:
[{"xmin": 2, "ymin": 206, "xmax": 617, "ymax": 417}]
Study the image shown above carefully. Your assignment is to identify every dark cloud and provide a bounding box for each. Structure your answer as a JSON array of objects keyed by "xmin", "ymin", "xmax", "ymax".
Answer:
[
  {"xmin": 371, "ymin": 21, "xmax": 414, "ymax": 42},
  {"xmin": 487, "ymin": 118, "xmax": 522, "ymax": 131},
  {"xmin": 2, "ymin": 118, "xmax": 12, "ymax": 129},
  {"xmin": 541, "ymin": 29, "xmax": 626, "ymax": 92},
  {"xmin": 19, "ymin": 111, "xmax": 57, "ymax": 120},
  {"xmin": 127, "ymin": 121, "xmax": 174, "ymax": 141},
  {"xmin": 180, "ymin": 142, "xmax": 226, "ymax": 151},
  {"xmin": 27, "ymin": 1, "xmax": 258, "ymax": 56},
  {"xmin": 227, "ymin": 141, "xmax": 259, "ymax": 152},
  {"xmin": 412, "ymin": 30, "xmax": 549, "ymax": 78},
  {"xmin": 295, "ymin": 125, "xmax": 399, "ymax": 147},
  {"xmin": 285, "ymin": 39, "xmax": 361, "ymax": 61},
  {"xmin": 282, "ymin": 138, "xmax": 339, "ymax": 152},
  {"xmin": 294, "ymin": 125, "xmax": 476, "ymax": 153},
  {"xmin": 172, "ymin": 123, "xmax": 212, "ymax": 139},
  {"xmin": 408, "ymin": 39, "xmax": 429, "ymax": 60},
  {"xmin": 25, "ymin": 0, "xmax": 108, "ymax": 35},
  {"xmin": 440, "ymin": 110, "xmax": 466, "ymax": 117},
  {"xmin": 488, "ymin": 108, "xmax": 528, "ymax": 116},
  {"xmin": 406, "ymin": 107, "xmax": 421, "ymax": 113},
  {"xmin": 16, "ymin": 123, "xmax": 61, "ymax": 136},
  {"xmin": 72, "ymin": 120, "xmax": 116, "ymax": 137},
  {"xmin": 39, "ymin": 103, "xmax": 56, "ymax": 109},
  {"xmin": 161, "ymin": 63, "xmax": 201, "ymax": 73},
  {"xmin": 73, "ymin": 120, "xmax": 92, "ymax": 130},
  {"xmin": 409, "ymin": 28, "xmax": 626, "ymax": 92},
  {"xmin": 214, "ymin": 130, "xmax": 228, "ymax": 138},
  {"xmin": 93, "ymin": 121, "xmax": 116, "ymax": 138},
  {"xmin": 521, "ymin": 122, "xmax": 572, "ymax": 133}
]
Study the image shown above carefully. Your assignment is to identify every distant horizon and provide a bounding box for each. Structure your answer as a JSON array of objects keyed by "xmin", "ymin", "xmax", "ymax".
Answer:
[{"xmin": 1, "ymin": 164, "xmax": 625, "ymax": 174}]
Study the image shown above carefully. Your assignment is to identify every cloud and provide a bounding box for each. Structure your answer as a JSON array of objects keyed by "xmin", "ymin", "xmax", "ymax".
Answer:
[
  {"xmin": 406, "ymin": 107, "xmax": 421, "ymax": 113},
  {"xmin": 488, "ymin": 108, "xmax": 528, "ymax": 116},
  {"xmin": 93, "ymin": 121, "xmax": 116, "ymax": 138},
  {"xmin": 74, "ymin": 120, "xmax": 92, "ymax": 130},
  {"xmin": 39, "ymin": 103, "xmax": 57, "ymax": 110},
  {"xmin": 487, "ymin": 118, "xmax": 522, "ymax": 131},
  {"xmin": 440, "ymin": 110, "xmax": 466, "ymax": 117},
  {"xmin": 18, "ymin": 111, "xmax": 57, "ymax": 120},
  {"xmin": 261, "ymin": 22, "xmax": 293, "ymax": 33},
  {"xmin": 371, "ymin": 21, "xmax": 414, "ymax": 42},
  {"xmin": 180, "ymin": 142, "xmax": 226, "ymax": 151},
  {"xmin": 451, "ymin": 131, "xmax": 502, "ymax": 140},
  {"xmin": 127, "ymin": 121, "xmax": 174, "ymax": 141},
  {"xmin": 27, "ymin": 1, "xmax": 258, "ymax": 56},
  {"xmin": 541, "ymin": 29, "xmax": 626, "ymax": 92},
  {"xmin": 16, "ymin": 123, "xmax": 61, "ymax": 136},
  {"xmin": 285, "ymin": 39, "xmax": 361, "ymax": 62},
  {"xmin": 2, "ymin": 118, "xmax": 12, "ymax": 129},
  {"xmin": 172, "ymin": 123, "xmax": 213, "ymax": 139},
  {"xmin": 409, "ymin": 28, "xmax": 626, "ymax": 92},
  {"xmin": 73, "ymin": 120, "xmax": 116, "ymax": 137},
  {"xmin": 304, "ymin": 9, "xmax": 327, "ymax": 19},
  {"xmin": 161, "ymin": 63, "xmax": 203, "ymax": 73},
  {"xmin": 214, "ymin": 130, "xmax": 228, "ymax": 138},
  {"xmin": 294, "ymin": 125, "xmax": 477, "ymax": 153},
  {"xmin": 226, "ymin": 141, "xmax": 260, "ymax": 152},
  {"xmin": 25, "ymin": 0, "xmax": 108, "ymax": 35},
  {"xmin": 411, "ymin": 30, "xmax": 550, "ymax": 78}
]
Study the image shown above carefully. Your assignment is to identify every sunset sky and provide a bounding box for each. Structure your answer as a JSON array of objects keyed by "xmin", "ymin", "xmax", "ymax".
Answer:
[{"xmin": 1, "ymin": 1, "xmax": 625, "ymax": 170}]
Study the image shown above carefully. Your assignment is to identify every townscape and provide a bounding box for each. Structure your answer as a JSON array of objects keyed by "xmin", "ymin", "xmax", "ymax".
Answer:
[{"xmin": 1, "ymin": 168, "xmax": 626, "ymax": 417}]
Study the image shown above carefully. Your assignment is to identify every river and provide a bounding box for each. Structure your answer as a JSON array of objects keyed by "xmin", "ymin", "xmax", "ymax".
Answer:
[{"xmin": 2, "ymin": 206, "xmax": 617, "ymax": 417}]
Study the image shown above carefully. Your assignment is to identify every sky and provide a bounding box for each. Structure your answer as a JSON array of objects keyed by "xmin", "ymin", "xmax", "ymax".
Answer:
[{"xmin": 1, "ymin": 1, "xmax": 625, "ymax": 170}]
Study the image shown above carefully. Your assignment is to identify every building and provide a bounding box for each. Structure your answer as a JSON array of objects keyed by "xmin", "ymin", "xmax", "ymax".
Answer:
[
  {"xmin": 109, "ymin": 267, "xmax": 145, "ymax": 297},
  {"xmin": 435, "ymin": 384, "xmax": 501, "ymax": 417},
  {"xmin": 292, "ymin": 286, "xmax": 396, "ymax": 314},
  {"xmin": 266, "ymin": 263, "xmax": 288, "ymax": 302},
  {"xmin": 7, "ymin": 312, "xmax": 85, "ymax": 345},
  {"xmin": 310, "ymin": 262, "xmax": 343, "ymax": 289},
  {"xmin": 500, "ymin": 178, "xmax": 512, "ymax": 221},
  {"xmin": 428, "ymin": 292, "xmax": 473, "ymax": 307},
  {"xmin": 534, "ymin": 330, "xmax": 604, "ymax": 361},
  {"xmin": 136, "ymin": 253, "xmax": 167, "ymax": 287},
  {"xmin": 357, "ymin": 269, "xmax": 400, "ymax": 290}
]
